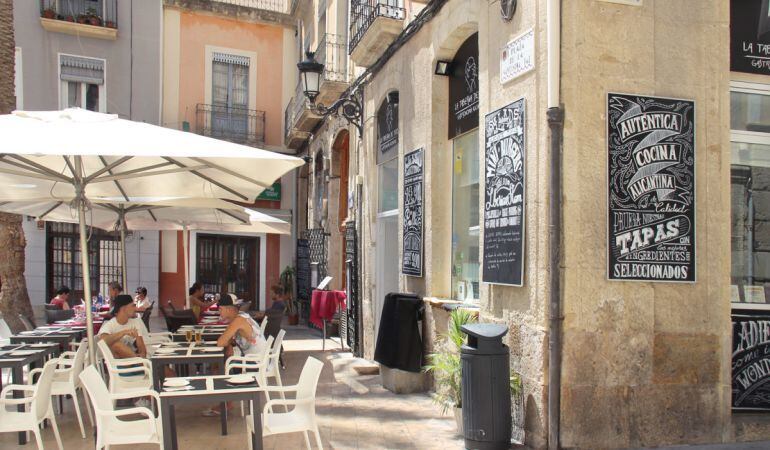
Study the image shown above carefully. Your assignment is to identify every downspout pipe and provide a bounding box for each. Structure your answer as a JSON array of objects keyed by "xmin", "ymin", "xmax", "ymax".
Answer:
[{"xmin": 547, "ymin": 0, "xmax": 564, "ymax": 449}]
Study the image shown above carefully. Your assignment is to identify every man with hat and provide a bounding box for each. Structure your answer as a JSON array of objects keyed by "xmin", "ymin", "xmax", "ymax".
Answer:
[{"xmin": 98, "ymin": 294, "xmax": 150, "ymax": 359}]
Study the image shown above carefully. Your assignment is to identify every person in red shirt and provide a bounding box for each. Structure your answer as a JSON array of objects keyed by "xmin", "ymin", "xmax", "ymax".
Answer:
[{"xmin": 50, "ymin": 286, "xmax": 71, "ymax": 310}]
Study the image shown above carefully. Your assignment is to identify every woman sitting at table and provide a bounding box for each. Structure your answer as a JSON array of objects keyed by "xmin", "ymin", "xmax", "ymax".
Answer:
[
  {"xmin": 200, "ymin": 294, "xmax": 267, "ymax": 417},
  {"xmin": 134, "ymin": 286, "xmax": 151, "ymax": 311},
  {"xmin": 188, "ymin": 282, "xmax": 216, "ymax": 320},
  {"xmin": 50, "ymin": 286, "xmax": 71, "ymax": 310}
]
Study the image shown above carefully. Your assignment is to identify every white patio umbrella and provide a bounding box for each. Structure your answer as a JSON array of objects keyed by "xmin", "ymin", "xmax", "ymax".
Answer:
[
  {"xmin": 0, "ymin": 108, "xmax": 303, "ymax": 362},
  {"xmin": 0, "ymin": 197, "xmax": 289, "ymax": 309}
]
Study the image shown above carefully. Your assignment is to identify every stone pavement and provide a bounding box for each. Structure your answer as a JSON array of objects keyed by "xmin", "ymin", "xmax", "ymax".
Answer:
[
  {"xmin": 0, "ymin": 322, "xmax": 463, "ymax": 450},
  {"xmin": 638, "ymin": 442, "xmax": 770, "ymax": 450}
]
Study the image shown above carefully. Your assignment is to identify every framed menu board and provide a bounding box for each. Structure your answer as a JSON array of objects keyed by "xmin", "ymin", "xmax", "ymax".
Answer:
[{"xmin": 482, "ymin": 98, "xmax": 525, "ymax": 286}]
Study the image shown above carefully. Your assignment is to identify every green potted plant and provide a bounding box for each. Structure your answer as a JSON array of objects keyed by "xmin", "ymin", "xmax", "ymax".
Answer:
[
  {"xmin": 278, "ymin": 265, "xmax": 299, "ymax": 325},
  {"xmin": 424, "ymin": 309, "xmax": 522, "ymax": 435},
  {"xmin": 85, "ymin": 7, "xmax": 101, "ymax": 26}
]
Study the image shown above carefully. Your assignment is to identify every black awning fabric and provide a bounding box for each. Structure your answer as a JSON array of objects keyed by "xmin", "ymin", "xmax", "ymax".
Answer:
[{"xmin": 374, "ymin": 292, "xmax": 424, "ymax": 372}]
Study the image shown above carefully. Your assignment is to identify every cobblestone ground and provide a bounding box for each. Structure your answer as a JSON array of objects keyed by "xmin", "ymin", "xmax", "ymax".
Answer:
[{"xmin": 0, "ymin": 322, "xmax": 464, "ymax": 450}]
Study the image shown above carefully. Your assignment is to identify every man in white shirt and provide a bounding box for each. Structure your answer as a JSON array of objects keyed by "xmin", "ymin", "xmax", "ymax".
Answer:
[{"xmin": 98, "ymin": 294, "xmax": 149, "ymax": 358}]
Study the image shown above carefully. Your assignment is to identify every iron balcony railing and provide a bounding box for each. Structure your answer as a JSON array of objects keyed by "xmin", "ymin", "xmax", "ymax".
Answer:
[
  {"xmin": 349, "ymin": 0, "xmax": 406, "ymax": 54},
  {"xmin": 40, "ymin": 0, "xmax": 118, "ymax": 28},
  {"xmin": 210, "ymin": 0, "xmax": 290, "ymax": 14},
  {"xmin": 196, "ymin": 104, "xmax": 266, "ymax": 146},
  {"xmin": 316, "ymin": 33, "xmax": 350, "ymax": 84},
  {"xmin": 284, "ymin": 98, "xmax": 293, "ymax": 139}
]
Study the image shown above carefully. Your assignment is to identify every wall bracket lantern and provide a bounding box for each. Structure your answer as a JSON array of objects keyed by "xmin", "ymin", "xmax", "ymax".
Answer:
[
  {"xmin": 298, "ymin": 51, "xmax": 363, "ymax": 137},
  {"xmin": 500, "ymin": 0, "xmax": 517, "ymax": 21}
]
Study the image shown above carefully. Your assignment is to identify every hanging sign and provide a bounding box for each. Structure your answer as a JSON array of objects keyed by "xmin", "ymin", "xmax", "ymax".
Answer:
[
  {"xmin": 731, "ymin": 0, "xmax": 770, "ymax": 75},
  {"xmin": 500, "ymin": 29, "xmax": 535, "ymax": 84},
  {"xmin": 732, "ymin": 310, "xmax": 770, "ymax": 411},
  {"xmin": 402, "ymin": 148, "xmax": 424, "ymax": 277},
  {"xmin": 482, "ymin": 98, "xmax": 525, "ymax": 286},
  {"xmin": 257, "ymin": 182, "xmax": 281, "ymax": 201},
  {"xmin": 377, "ymin": 97, "xmax": 399, "ymax": 158},
  {"xmin": 449, "ymin": 33, "xmax": 479, "ymax": 139},
  {"xmin": 607, "ymin": 93, "xmax": 696, "ymax": 282}
]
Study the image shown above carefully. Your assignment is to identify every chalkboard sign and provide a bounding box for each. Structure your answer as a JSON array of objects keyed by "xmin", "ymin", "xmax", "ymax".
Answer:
[
  {"xmin": 448, "ymin": 33, "xmax": 479, "ymax": 140},
  {"xmin": 733, "ymin": 310, "xmax": 770, "ymax": 411},
  {"xmin": 482, "ymin": 99, "xmax": 525, "ymax": 286},
  {"xmin": 378, "ymin": 95, "xmax": 399, "ymax": 160},
  {"xmin": 296, "ymin": 239, "xmax": 311, "ymax": 301},
  {"xmin": 607, "ymin": 93, "xmax": 696, "ymax": 282},
  {"xmin": 402, "ymin": 148, "xmax": 424, "ymax": 277},
  {"xmin": 731, "ymin": 0, "xmax": 770, "ymax": 75}
]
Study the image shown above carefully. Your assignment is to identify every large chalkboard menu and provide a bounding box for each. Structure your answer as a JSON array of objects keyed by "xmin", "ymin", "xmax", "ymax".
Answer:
[
  {"xmin": 448, "ymin": 33, "xmax": 479, "ymax": 139},
  {"xmin": 607, "ymin": 93, "xmax": 696, "ymax": 282},
  {"xmin": 402, "ymin": 148, "xmax": 424, "ymax": 276},
  {"xmin": 296, "ymin": 239, "xmax": 311, "ymax": 301},
  {"xmin": 482, "ymin": 99, "xmax": 526, "ymax": 286},
  {"xmin": 731, "ymin": 0, "xmax": 770, "ymax": 75},
  {"xmin": 733, "ymin": 310, "xmax": 770, "ymax": 411}
]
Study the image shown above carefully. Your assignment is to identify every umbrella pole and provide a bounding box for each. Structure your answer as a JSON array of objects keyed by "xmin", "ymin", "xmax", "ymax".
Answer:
[
  {"xmin": 183, "ymin": 225, "xmax": 190, "ymax": 309},
  {"xmin": 77, "ymin": 198, "xmax": 96, "ymax": 366},
  {"xmin": 119, "ymin": 214, "xmax": 128, "ymax": 291}
]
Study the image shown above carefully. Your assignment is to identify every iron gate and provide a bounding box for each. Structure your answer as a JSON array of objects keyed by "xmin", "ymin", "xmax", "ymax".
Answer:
[
  {"xmin": 342, "ymin": 222, "xmax": 361, "ymax": 356},
  {"xmin": 300, "ymin": 228, "xmax": 328, "ymax": 324}
]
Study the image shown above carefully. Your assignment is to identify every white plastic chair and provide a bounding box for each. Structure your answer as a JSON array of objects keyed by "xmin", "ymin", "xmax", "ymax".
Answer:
[
  {"xmin": 259, "ymin": 316, "xmax": 269, "ymax": 335},
  {"xmin": 0, "ymin": 359, "xmax": 63, "ymax": 450},
  {"xmin": 245, "ymin": 357, "xmax": 324, "ymax": 450},
  {"xmin": 96, "ymin": 339, "xmax": 153, "ymax": 395},
  {"xmin": 225, "ymin": 335, "xmax": 274, "ymax": 416},
  {"xmin": 29, "ymin": 340, "xmax": 93, "ymax": 439},
  {"xmin": 0, "ymin": 315, "xmax": 12, "ymax": 345},
  {"xmin": 79, "ymin": 365, "xmax": 162, "ymax": 450},
  {"xmin": 18, "ymin": 315, "xmax": 35, "ymax": 331},
  {"xmin": 264, "ymin": 330, "xmax": 287, "ymax": 402},
  {"xmin": 145, "ymin": 332, "xmax": 173, "ymax": 356}
]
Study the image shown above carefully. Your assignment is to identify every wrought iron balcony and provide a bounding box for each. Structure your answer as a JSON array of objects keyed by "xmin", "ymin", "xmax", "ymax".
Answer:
[
  {"xmin": 315, "ymin": 33, "xmax": 352, "ymax": 105},
  {"xmin": 196, "ymin": 104, "xmax": 266, "ymax": 146},
  {"xmin": 349, "ymin": 0, "xmax": 405, "ymax": 58},
  {"xmin": 283, "ymin": 80, "xmax": 319, "ymax": 149},
  {"xmin": 40, "ymin": 0, "xmax": 118, "ymax": 29}
]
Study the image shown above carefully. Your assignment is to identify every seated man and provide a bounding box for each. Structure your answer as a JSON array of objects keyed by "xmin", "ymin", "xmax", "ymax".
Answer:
[
  {"xmin": 50, "ymin": 286, "xmax": 71, "ymax": 310},
  {"xmin": 98, "ymin": 294, "xmax": 149, "ymax": 359}
]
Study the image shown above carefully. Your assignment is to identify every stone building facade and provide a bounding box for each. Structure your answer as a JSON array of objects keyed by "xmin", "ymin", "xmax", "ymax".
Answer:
[{"xmin": 293, "ymin": 0, "xmax": 770, "ymax": 448}]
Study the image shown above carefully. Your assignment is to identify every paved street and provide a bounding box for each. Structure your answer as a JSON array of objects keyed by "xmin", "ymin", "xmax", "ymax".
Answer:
[{"xmin": 0, "ymin": 321, "xmax": 463, "ymax": 450}]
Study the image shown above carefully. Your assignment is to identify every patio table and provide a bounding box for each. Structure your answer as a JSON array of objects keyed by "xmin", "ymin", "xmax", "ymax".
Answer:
[
  {"xmin": 0, "ymin": 342, "xmax": 60, "ymax": 444},
  {"xmin": 150, "ymin": 341, "xmax": 226, "ymax": 391},
  {"xmin": 10, "ymin": 329, "xmax": 83, "ymax": 352},
  {"xmin": 171, "ymin": 325, "xmax": 228, "ymax": 342},
  {"xmin": 159, "ymin": 374, "xmax": 264, "ymax": 450}
]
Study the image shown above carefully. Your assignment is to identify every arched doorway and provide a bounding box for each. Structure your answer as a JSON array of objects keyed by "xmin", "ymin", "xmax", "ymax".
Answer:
[
  {"xmin": 313, "ymin": 150, "xmax": 325, "ymax": 227},
  {"xmin": 332, "ymin": 129, "xmax": 350, "ymax": 289}
]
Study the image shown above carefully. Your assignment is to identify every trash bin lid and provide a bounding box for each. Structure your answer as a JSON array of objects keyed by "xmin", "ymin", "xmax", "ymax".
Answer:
[{"xmin": 461, "ymin": 323, "xmax": 508, "ymax": 355}]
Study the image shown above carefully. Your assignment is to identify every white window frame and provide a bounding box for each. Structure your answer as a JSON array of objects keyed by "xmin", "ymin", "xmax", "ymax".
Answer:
[
  {"xmin": 57, "ymin": 53, "xmax": 107, "ymax": 112},
  {"xmin": 204, "ymin": 46, "xmax": 257, "ymax": 111},
  {"xmin": 730, "ymin": 80, "xmax": 770, "ymax": 310}
]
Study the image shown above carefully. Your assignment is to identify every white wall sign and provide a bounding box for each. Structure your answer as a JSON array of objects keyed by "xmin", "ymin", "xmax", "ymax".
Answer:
[{"xmin": 501, "ymin": 29, "xmax": 535, "ymax": 84}]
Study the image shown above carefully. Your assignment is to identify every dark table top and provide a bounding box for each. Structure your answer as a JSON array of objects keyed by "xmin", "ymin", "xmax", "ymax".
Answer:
[
  {"xmin": 159, "ymin": 374, "xmax": 262, "ymax": 398},
  {"xmin": 0, "ymin": 343, "xmax": 59, "ymax": 369}
]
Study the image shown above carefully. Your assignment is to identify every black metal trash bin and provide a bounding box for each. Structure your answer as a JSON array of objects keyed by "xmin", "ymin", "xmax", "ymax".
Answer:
[{"xmin": 461, "ymin": 323, "xmax": 511, "ymax": 450}]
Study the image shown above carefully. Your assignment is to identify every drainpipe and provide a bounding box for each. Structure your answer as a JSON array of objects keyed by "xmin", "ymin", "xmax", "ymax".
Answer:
[{"xmin": 546, "ymin": 0, "xmax": 564, "ymax": 449}]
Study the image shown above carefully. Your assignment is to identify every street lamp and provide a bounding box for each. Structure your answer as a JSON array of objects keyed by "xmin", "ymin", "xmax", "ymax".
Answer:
[{"xmin": 297, "ymin": 51, "xmax": 363, "ymax": 136}]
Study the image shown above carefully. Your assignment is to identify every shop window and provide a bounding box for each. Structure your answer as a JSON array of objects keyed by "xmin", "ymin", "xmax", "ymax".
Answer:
[
  {"xmin": 451, "ymin": 130, "xmax": 480, "ymax": 300},
  {"xmin": 731, "ymin": 82, "xmax": 770, "ymax": 306}
]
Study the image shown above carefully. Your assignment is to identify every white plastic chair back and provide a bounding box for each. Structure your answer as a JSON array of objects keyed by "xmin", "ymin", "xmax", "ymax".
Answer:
[
  {"xmin": 18, "ymin": 314, "xmax": 34, "ymax": 331},
  {"xmin": 96, "ymin": 339, "xmax": 115, "ymax": 367},
  {"xmin": 70, "ymin": 340, "xmax": 89, "ymax": 384},
  {"xmin": 32, "ymin": 359, "xmax": 58, "ymax": 422},
  {"xmin": 268, "ymin": 329, "xmax": 285, "ymax": 371},
  {"xmin": 79, "ymin": 365, "xmax": 112, "ymax": 413},
  {"xmin": 0, "ymin": 317, "xmax": 12, "ymax": 340},
  {"xmin": 259, "ymin": 316, "xmax": 268, "ymax": 335},
  {"xmin": 296, "ymin": 357, "xmax": 324, "ymax": 404}
]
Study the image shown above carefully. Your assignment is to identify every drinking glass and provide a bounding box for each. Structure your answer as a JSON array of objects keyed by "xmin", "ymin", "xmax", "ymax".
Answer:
[
  {"xmin": 194, "ymin": 329, "xmax": 202, "ymax": 344},
  {"xmin": 185, "ymin": 329, "xmax": 193, "ymax": 343}
]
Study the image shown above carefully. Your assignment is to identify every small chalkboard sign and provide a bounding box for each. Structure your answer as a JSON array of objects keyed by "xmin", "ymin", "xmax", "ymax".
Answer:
[
  {"xmin": 402, "ymin": 148, "xmax": 424, "ymax": 277},
  {"xmin": 733, "ymin": 309, "xmax": 770, "ymax": 411},
  {"xmin": 482, "ymin": 98, "xmax": 526, "ymax": 286}
]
